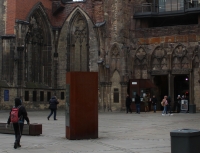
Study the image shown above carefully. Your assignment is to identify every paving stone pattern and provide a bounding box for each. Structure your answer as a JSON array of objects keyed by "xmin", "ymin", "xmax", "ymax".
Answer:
[{"xmin": 0, "ymin": 110, "xmax": 200, "ymax": 153}]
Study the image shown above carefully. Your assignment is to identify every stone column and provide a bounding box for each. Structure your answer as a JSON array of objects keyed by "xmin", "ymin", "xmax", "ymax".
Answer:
[
  {"xmin": 171, "ymin": 75, "xmax": 175, "ymax": 108},
  {"xmin": 168, "ymin": 70, "xmax": 171, "ymax": 96},
  {"xmin": 189, "ymin": 69, "xmax": 196, "ymax": 113},
  {"xmin": 100, "ymin": 82, "xmax": 107, "ymax": 112},
  {"xmin": 120, "ymin": 82, "xmax": 128, "ymax": 111},
  {"xmin": 107, "ymin": 82, "xmax": 112, "ymax": 111}
]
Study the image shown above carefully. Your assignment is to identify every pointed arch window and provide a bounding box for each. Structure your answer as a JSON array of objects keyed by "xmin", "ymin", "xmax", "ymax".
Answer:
[
  {"xmin": 25, "ymin": 12, "xmax": 52, "ymax": 86},
  {"xmin": 67, "ymin": 12, "xmax": 89, "ymax": 72}
]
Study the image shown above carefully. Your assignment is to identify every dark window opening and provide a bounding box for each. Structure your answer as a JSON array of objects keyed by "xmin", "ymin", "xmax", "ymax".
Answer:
[
  {"xmin": 61, "ymin": 92, "xmax": 64, "ymax": 100},
  {"xmin": 40, "ymin": 91, "xmax": 44, "ymax": 101},
  {"xmin": 25, "ymin": 91, "xmax": 29, "ymax": 101},
  {"xmin": 47, "ymin": 92, "xmax": 51, "ymax": 101},
  {"xmin": 114, "ymin": 88, "xmax": 119, "ymax": 103},
  {"xmin": 147, "ymin": 14, "xmax": 198, "ymax": 27},
  {"xmin": 33, "ymin": 91, "xmax": 37, "ymax": 102}
]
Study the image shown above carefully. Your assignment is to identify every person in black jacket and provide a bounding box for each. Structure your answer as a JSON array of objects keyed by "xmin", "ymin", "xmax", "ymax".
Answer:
[
  {"xmin": 47, "ymin": 96, "xmax": 59, "ymax": 120},
  {"xmin": 151, "ymin": 95, "xmax": 157, "ymax": 113},
  {"xmin": 135, "ymin": 93, "xmax": 141, "ymax": 114},
  {"xmin": 177, "ymin": 95, "xmax": 182, "ymax": 113},
  {"xmin": 126, "ymin": 94, "xmax": 132, "ymax": 113},
  {"xmin": 167, "ymin": 95, "xmax": 173, "ymax": 115},
  {"xmin": 6, "ymin": 98, "xmax": 30, "ymax": 149}
]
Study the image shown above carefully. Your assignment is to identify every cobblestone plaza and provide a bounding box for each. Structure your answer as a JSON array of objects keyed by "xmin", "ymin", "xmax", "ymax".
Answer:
[{"xmin": 0, "ymin": 110, "xmax": 200, "ymax": 153}]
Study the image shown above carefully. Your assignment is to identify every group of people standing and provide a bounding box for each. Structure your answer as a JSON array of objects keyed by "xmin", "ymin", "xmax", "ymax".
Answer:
[
  {"xmin": 126, "ymin": 93, "xmax": 158, "ymax": 114},
  {"xmin": 125, "ymin": 93, "xmax": 179, "ymax": 115}
]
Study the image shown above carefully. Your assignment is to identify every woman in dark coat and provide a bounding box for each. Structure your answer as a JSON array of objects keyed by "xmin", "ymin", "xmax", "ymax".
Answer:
[
  {"xmin": 7, "ymin": 98, "xmax": 30, "ymax": 149},
  {"xmin": 47, "ymin": 96, "xmax": 59, "ymax": 120},
  {"xmin": 126, "ymin": 94, "xmax": 132, "ymax": 113}
]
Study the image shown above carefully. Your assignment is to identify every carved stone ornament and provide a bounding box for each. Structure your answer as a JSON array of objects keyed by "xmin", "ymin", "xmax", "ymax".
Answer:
[
  {"xmin": 151, "ymin": 70, "xmax": 168, "ymax": 75},
  {"xmin": 111, "ymin": 46, "xmax": 120, "ymax": 58},
  {"xmin": 172, "ymin": 69, "xmax": 190, "ymax": 74},
  {"xmin": 153, "ymin": 47, "xmax": 166, "ymax": 59},
  {"xmin": 135, "ymin": 47, "xmax": 146, "ymax": 60},
  {"xmin": 174, "ymin": 45, "xmax": 187, "ymax": 58}
]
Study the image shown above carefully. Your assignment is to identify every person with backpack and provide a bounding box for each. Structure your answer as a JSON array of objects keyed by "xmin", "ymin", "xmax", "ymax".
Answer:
[
  {"xmin": 6, "ymin": 97, "xmax": 30, "ymax": 149},
  {"xmin": 47, "ymin": 96, "xmax": 59, "ymax": 120},
  {"xmin": 161, "ymin": 95, "xmax": 168, "ymax": 116}
]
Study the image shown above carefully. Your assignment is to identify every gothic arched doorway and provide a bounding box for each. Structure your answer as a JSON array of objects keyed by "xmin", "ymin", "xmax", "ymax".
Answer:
[
  {"xmin": 174, "ymin": 75, "xmax": 189, "ymax": 100},
  {"xmin": 153, "ymin": 75, "xmax": 168, "ymax": 110}
]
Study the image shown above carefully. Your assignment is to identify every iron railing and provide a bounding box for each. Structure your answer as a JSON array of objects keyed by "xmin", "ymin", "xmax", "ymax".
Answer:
[
  {"xmin": 134, "ymin": 1, "xmax": 200, "ymax": 14},
  {"xmin": 134, "ymin": 3, "xmax": 157, "ymax": 13}
]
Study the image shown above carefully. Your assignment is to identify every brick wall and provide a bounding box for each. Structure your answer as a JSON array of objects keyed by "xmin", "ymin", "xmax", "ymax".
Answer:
[{"xmin": 6, "ymin": 0, "xmax": 102, "ymax": 34}]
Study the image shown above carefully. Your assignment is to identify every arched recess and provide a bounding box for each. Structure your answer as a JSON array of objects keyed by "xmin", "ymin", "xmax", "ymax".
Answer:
[
  {"xmin": 151, "ymin": 46, "xmax": 168, "ymax": 71},
  {"xmin": 193, "ymin": 55, "xmax": 199, "ymax": 68},
  {"xmin": 57, "ymin": 7, "xmax": 99, "ymax": 88},
  {"xmin": 67, "ymin": 11, "xmax": 89, "ymax": 72},
  {"xmin": 110, "ymin": 70, "xmax": 121, "ymax": 111},
  {"xmin": 110, "ymin": 43, "xmax": 121, "ymax": 81},
  {"xmin": 172, "ymin": 44, "xmax": 189, "ymax": 70},
  {"xmin": 134, "ymin": 46, "xmax": 147, "ymax": 79},
  {"xmin": 25, "ymin": 5, "xmax": 52, "ymax": 86}
]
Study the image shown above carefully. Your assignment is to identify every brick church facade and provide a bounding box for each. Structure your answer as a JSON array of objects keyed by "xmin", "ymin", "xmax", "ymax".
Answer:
[{"xmin": 0, "ymin": 0, "xmax": 200, "ymax": 112}]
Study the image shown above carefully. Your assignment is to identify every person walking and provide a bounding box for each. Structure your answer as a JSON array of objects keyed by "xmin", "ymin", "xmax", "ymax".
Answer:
[
  {"xmin": 151, "ymin": 95, "xmax": 157, "ymax": 113},
  {"xmin": 126, "ymin": 94, "xmax": 132, "ymax": 113},
  {"xmin": 167, "ymin": 95, "xmax": 173, "ymax": 115},
  {"xmin": 6, "ymin": 98, "xmax": 30, "ymax": 149},
  {"xmin": 135, "ymin": 93, "xmax": 141, "ymax": 114},
  {"xmin": 161, "ymin": 95, "xmax": 168, "ymax": 116},
  {"xmin": 47, "ymin": 96, "xmax": 59, "ymax": 120}
]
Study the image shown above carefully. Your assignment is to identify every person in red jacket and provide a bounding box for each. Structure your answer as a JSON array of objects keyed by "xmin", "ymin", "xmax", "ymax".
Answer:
[{"xmin": 6, "ymin": 98, "xmax": 30, "ymax": 149}]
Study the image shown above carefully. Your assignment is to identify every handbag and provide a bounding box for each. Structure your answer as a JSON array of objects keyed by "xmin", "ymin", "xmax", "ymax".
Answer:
[{"xmin": 48, "ymin": 105, "xmax": 51, "ymax": 109}]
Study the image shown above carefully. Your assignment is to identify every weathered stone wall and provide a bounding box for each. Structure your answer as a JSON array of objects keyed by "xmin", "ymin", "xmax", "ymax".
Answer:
[
  {"xmin": 0, "ymin": 0, "xmax": 6, "ymax": 80},
  {"xmin": 1, "ymin": 0, "xmax": 200, "ymax": 112},
  {"xmin": 194, "ymin": 68, "xmax": 200, "ymax": 111}
]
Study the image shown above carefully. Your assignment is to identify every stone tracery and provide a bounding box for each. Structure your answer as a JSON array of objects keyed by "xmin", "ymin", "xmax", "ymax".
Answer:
[
  {"xmin": 172, "ymin": 44, "xmax": 189, "ymax": 69},
  {"xmin": 151, "ymin": 46, "xmax": 167, "ymax": 71}
]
